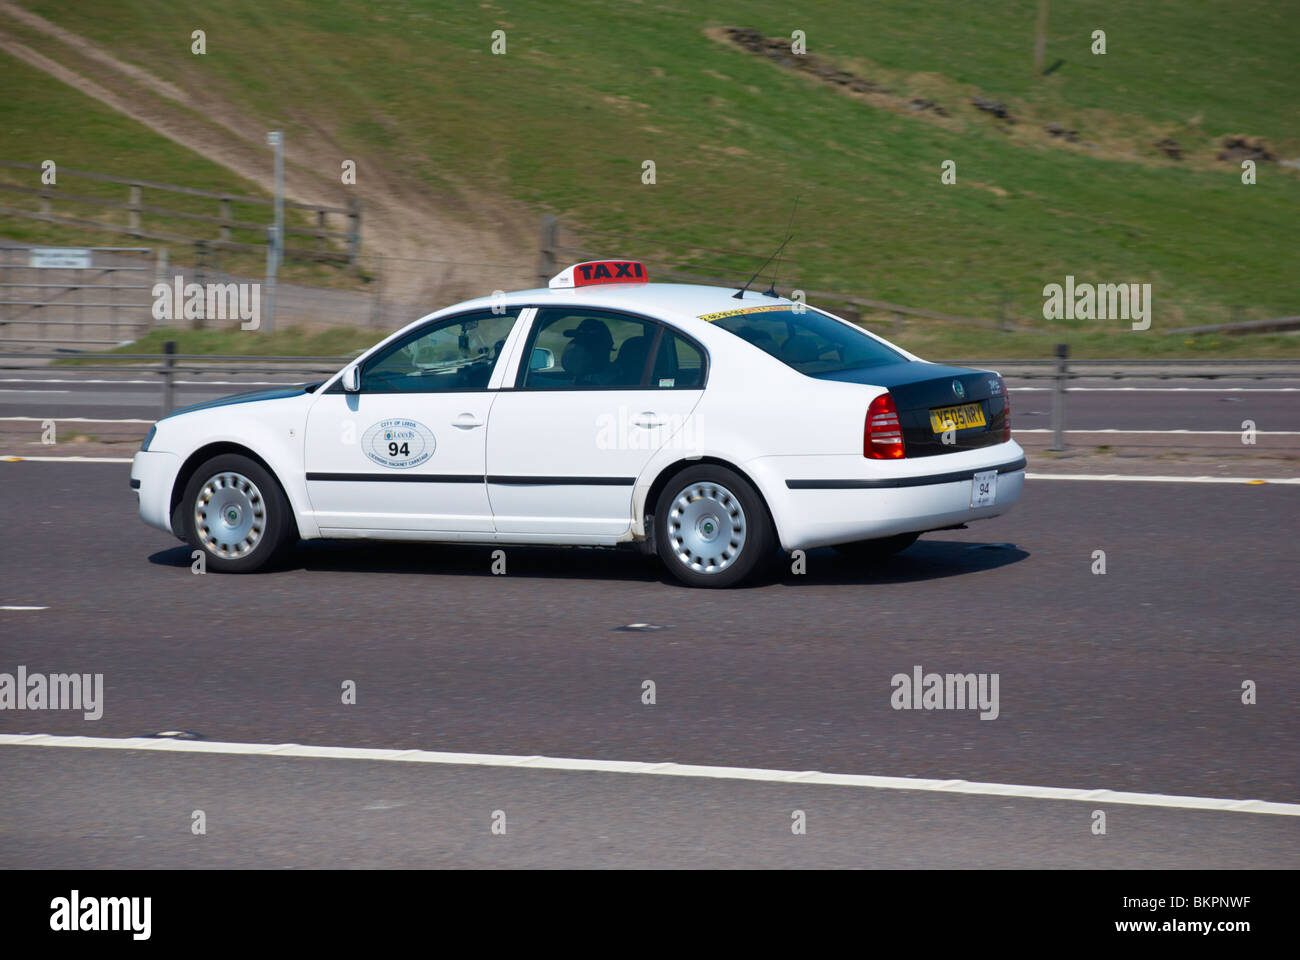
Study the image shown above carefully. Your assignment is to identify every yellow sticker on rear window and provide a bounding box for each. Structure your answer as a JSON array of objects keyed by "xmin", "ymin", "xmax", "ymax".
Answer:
[{"xmin": 698, "ymin": 304, "xmax": 792, "ymax": 322}]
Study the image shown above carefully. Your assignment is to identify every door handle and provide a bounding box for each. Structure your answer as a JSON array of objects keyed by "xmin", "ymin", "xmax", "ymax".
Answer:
[
  {"xmin": 453, "ymin": 414, "xmax": 483, "ymax": 429},
  {"xmin": 631, "ymin": 411, "xmax": 664, "ymax": 428}
]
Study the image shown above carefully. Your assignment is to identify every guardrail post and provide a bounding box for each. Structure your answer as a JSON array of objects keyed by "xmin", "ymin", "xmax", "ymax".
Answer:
[
  {"xmin": 128, "ymin": 184, "xmax": 142, "ymax": 235},
  {"xmin": 161, "ymin": 340, "xmax": 176, "ymax": 416},
  {"xmin": 346, "ymin": 196, "xmax": 362, "ymax": 270},
  {"xmin": 1049, "ymin": 342, "xmax": 1068, "ymax": 451},
  {"xmin": 537, "ymin": 214, "xmax": 557, "ymax": 286}
]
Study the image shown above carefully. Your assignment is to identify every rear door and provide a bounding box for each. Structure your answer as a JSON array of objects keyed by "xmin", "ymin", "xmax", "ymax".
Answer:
[
  {"xmin": 304, "ymin": 309, "xmax": 523, "ymax": 533},
  {"xmin": 485, "ymin": 307, "xmax": 708, "ymax": 539}
]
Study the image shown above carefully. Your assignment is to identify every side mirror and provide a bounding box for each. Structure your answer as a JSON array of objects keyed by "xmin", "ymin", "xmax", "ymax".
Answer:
[
  {"xmin": 529, "ymin": 347, "xmax": 555, "ymax": 371},
  {"xmin": 341, "ymin": 365, "xmax": 361, "ymax": 393}
]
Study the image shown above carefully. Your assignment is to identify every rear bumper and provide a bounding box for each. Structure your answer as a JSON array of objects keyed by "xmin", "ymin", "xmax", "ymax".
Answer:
[
  {"xmin": 130, "ymin": 450, "xmax": 180, "ymax": 535},
  {"xmin": 747, "ymin": 441, "xmax": 1026, "ymax": 551}
]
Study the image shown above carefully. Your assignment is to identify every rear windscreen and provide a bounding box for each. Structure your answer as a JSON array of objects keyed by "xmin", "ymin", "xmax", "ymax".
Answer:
[{"xmin": 707, "ymin": 306, "xmax": 906, "ymax": 375}]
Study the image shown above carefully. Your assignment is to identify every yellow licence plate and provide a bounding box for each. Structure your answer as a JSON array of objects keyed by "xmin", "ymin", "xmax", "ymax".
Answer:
[{"xmin": 929, "ymin": 402, "xmax": 987, "ymax": 433}]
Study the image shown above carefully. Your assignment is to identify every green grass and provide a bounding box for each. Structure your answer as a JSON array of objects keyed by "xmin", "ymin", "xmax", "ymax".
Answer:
[
  {"xmin": 80, "ymin": 326, "xmax": 379, "ymax": 359},
  {"xmin": 6, "ymin": 0, "xmax": 1299, "ymax": 356},
  {"xmin": 0, "ymin": 52, "xmax": 358, "ymax": 285},
  {"xmin": 888, "ymin": 320, "xmax": 1300, "ymax": 360}
]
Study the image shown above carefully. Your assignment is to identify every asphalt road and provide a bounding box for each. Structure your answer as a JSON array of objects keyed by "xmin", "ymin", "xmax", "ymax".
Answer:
[{"xmin": 1, "ymin": 460, "xmax": 1297, "ymax": 867}]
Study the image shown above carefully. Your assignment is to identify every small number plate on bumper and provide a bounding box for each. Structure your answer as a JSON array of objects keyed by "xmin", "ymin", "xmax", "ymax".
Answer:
[{"xmin": 971, "ymin": 470, "xmax": 997, "ymax": 507}]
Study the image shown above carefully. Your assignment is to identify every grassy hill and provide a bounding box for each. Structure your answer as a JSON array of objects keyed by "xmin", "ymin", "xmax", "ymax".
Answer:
[{"xmin": 2, "ymin": 0, "xmax": 1297, "ymax": 356}]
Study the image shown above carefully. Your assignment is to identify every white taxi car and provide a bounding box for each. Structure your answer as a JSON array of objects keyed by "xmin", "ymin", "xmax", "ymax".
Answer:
[{"xmin": 131, "ymin": 260, "xmax": 1024, "ymax": 586}]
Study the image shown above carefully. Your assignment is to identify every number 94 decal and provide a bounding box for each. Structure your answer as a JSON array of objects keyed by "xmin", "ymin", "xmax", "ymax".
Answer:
[{"xmin": 362, "ymin": 418, "xmax": 436, "ymax": 469}]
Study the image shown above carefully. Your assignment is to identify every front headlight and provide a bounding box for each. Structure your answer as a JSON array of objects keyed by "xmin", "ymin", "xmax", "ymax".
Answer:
[{"xmin": 141, "ymin": 424, "xmax": 157, "ymax": 452}]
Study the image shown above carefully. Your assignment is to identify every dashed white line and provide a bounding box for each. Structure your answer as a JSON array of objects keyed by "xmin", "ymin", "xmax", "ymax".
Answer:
[
  {"xmin": 0, "ymin": 606, "xmax": 46, "ymax": 611},
  {"xmin": 2, "ymin": 733, "xmax": 1296, "ymax": 816}
]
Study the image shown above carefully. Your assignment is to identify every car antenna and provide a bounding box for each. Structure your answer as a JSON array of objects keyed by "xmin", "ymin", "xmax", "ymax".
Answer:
[
  {"xmin": 764, "ymin": 195, "xmax": 800, "ymax": 298},
  {"xmin": 733, "ymin": 233, "xmax": 791, "ymax": 300}
]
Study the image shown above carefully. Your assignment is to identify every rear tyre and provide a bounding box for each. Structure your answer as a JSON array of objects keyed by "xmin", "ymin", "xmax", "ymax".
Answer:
[
  {"xmin": 654, "ymin": 465, "xmax": 774, "ymax": 588},
  {"xmin": 181, "ymin": 454, "xmax": 295, "ymax": 573},
  {"xmin": 832, "ymin": 531, "xmax": 920, "ymax": 562}
]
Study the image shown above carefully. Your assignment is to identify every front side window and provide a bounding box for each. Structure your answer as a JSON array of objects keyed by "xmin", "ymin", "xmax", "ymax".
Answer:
[
  {"xmin": 360, "ymin": 310, "xmax": 519, "ymax": 392},
  {"xmin": 707, "ymin": 306, "xmax": 904, "ymax": 375},
  {"xmin": 520, "ymin": 308, "xmax": 706, "ymax": 389}
]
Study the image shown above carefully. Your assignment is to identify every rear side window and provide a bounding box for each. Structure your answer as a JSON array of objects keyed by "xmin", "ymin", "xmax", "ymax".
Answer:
[
  {"xmin": 708, "ymin": 307, "xmax": 904, "ymax": 375},
  {"xmin": 519, "ymin": 308, "xmax": 706, "ymax": 389}
]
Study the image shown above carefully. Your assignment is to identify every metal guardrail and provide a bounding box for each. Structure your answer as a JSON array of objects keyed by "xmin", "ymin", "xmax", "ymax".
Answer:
[
  {"xmin": 1, "ymin": 344, "xmax": 1297, "ymax": 446},
  {"xmin": 955, "ymin": 350, "xmax": 1300, "ymax": 450},
  {"xmin": 0, "ymin": 345, "xmax": 352, "ymax": 417}
]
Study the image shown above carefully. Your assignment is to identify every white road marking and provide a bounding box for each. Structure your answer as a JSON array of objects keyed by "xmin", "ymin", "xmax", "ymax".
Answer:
[
  {"xmin": 1, "ymin": 455, "xmax": 133, "ymax": 463},
  {"xmin": 1, "ymin": 733, "xmax": 1295, "ymax": 816},
  {"xmin": 1026, "ymin": 473, "xmax": 1298, "ymax": 484},
  {"xmin": 0, "ymin": 606, "xmax": 46, "ymax": 611},
  {"xmin": 0, "ymin": 378, "xmax": 298, "ymax": 386},
  {"xmin": 0, "ymin": 388, "xmax": 69, "ymax": 393},
  {"xmin": 1010, "ymin": 386, "xmax": 1300, "ymax": 393},
  {"xmin": 0, "ymin": 416, "xmax": 153, "ymax": 423},
  {"xmin": 1017, "ymin": 428, "xmax": 1300, "ymax": 436}
]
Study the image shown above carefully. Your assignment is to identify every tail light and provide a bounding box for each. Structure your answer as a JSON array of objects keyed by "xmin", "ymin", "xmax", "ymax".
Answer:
[
  {"xmin": 864, "ymin": 392, "xmax": 905, "ymax": 459},
  {"xmin": 1001, "ymin": 379, "xmax": 1012, "ymax": 442}
]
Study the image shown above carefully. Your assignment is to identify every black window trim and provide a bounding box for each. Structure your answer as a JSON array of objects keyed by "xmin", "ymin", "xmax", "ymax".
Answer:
[
  {"xmin": 508, "ymin": 305, "xmax": 710, "ymax": 392},
  {"xmin": 325, "ymin": 307, "xmax": 526, "ymax": 395}
]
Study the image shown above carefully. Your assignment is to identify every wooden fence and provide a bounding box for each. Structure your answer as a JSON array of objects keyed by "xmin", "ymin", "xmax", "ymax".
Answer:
[{"xmin": 0, "ymin": 160, "xmax": 360, "ymax": 265}]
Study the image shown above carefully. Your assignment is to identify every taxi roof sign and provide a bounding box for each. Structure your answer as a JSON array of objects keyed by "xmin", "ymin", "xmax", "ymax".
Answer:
[{"xmin": 549, "ymin": 260, "xmax": 649, "ymax": 289}]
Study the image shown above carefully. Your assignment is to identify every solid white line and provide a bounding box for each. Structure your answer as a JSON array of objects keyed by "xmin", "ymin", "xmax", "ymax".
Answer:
[
  {"xmin": 1026, "ymin": 473, "xmax": 1297, "ymax": 484},
  {"xmin": 0, "ymin": 416, "xmax": 152, "ymax": 423},
  {"xmin": 1, "ymin": 455, "xmax": 132, "ymax": 463},
  {"xmin": 1, "ymin": 733, "xmax": 1295, "ymax": 816},
  {"xmin": 1017, "ymin": 428, "xmax": 1300, "ymax": 436},
  {"xmin": 0, "ymin": 378, "xmax": 296, "ymax": 386},
  {"xmin": 1010, "ymin": 386, "xmax": 1300, "ymax": 393},
  {"xmin": 0, "ymin": 606, "xmax": 46, "ymax": 611}
]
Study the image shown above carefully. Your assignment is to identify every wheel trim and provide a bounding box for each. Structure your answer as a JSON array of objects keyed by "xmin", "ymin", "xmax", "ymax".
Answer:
[
  {"xmin": 194, "ymin": 471, "xmax": 267, "ymax": 559},
  {"xmin": 666, "ymin": 481, "xmax": 747, "ymax": 574}
]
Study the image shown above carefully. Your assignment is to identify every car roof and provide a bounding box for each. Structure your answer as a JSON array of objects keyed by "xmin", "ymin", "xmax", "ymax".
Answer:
[{"xmin": 437, "ymin": 282, "xmax": 797, "ymax": 338}]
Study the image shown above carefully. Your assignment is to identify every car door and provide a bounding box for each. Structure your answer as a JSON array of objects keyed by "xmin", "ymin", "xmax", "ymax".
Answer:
[
  {"xmin": 304, "ymin": 309, "xmax": 524, "ymax": 535},
  {"xmin": 486, "ymin": 307, "xmax": 708, "ymax": 539}
]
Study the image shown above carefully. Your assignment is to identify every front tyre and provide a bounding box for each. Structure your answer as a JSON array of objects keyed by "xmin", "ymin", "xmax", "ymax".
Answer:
[
  {"xmin": 182, "ymin": 454, "xmax": 295, "ymax": 573},
  {"xmin": 654, "ymin": 465, "xmax": 774, "ymax": 588}
]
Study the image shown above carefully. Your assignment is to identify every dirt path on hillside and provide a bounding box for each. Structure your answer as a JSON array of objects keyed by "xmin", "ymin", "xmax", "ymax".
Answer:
[{"xmin": 0, "ymin": 2, "xmax": 536, "ymax": 302}]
